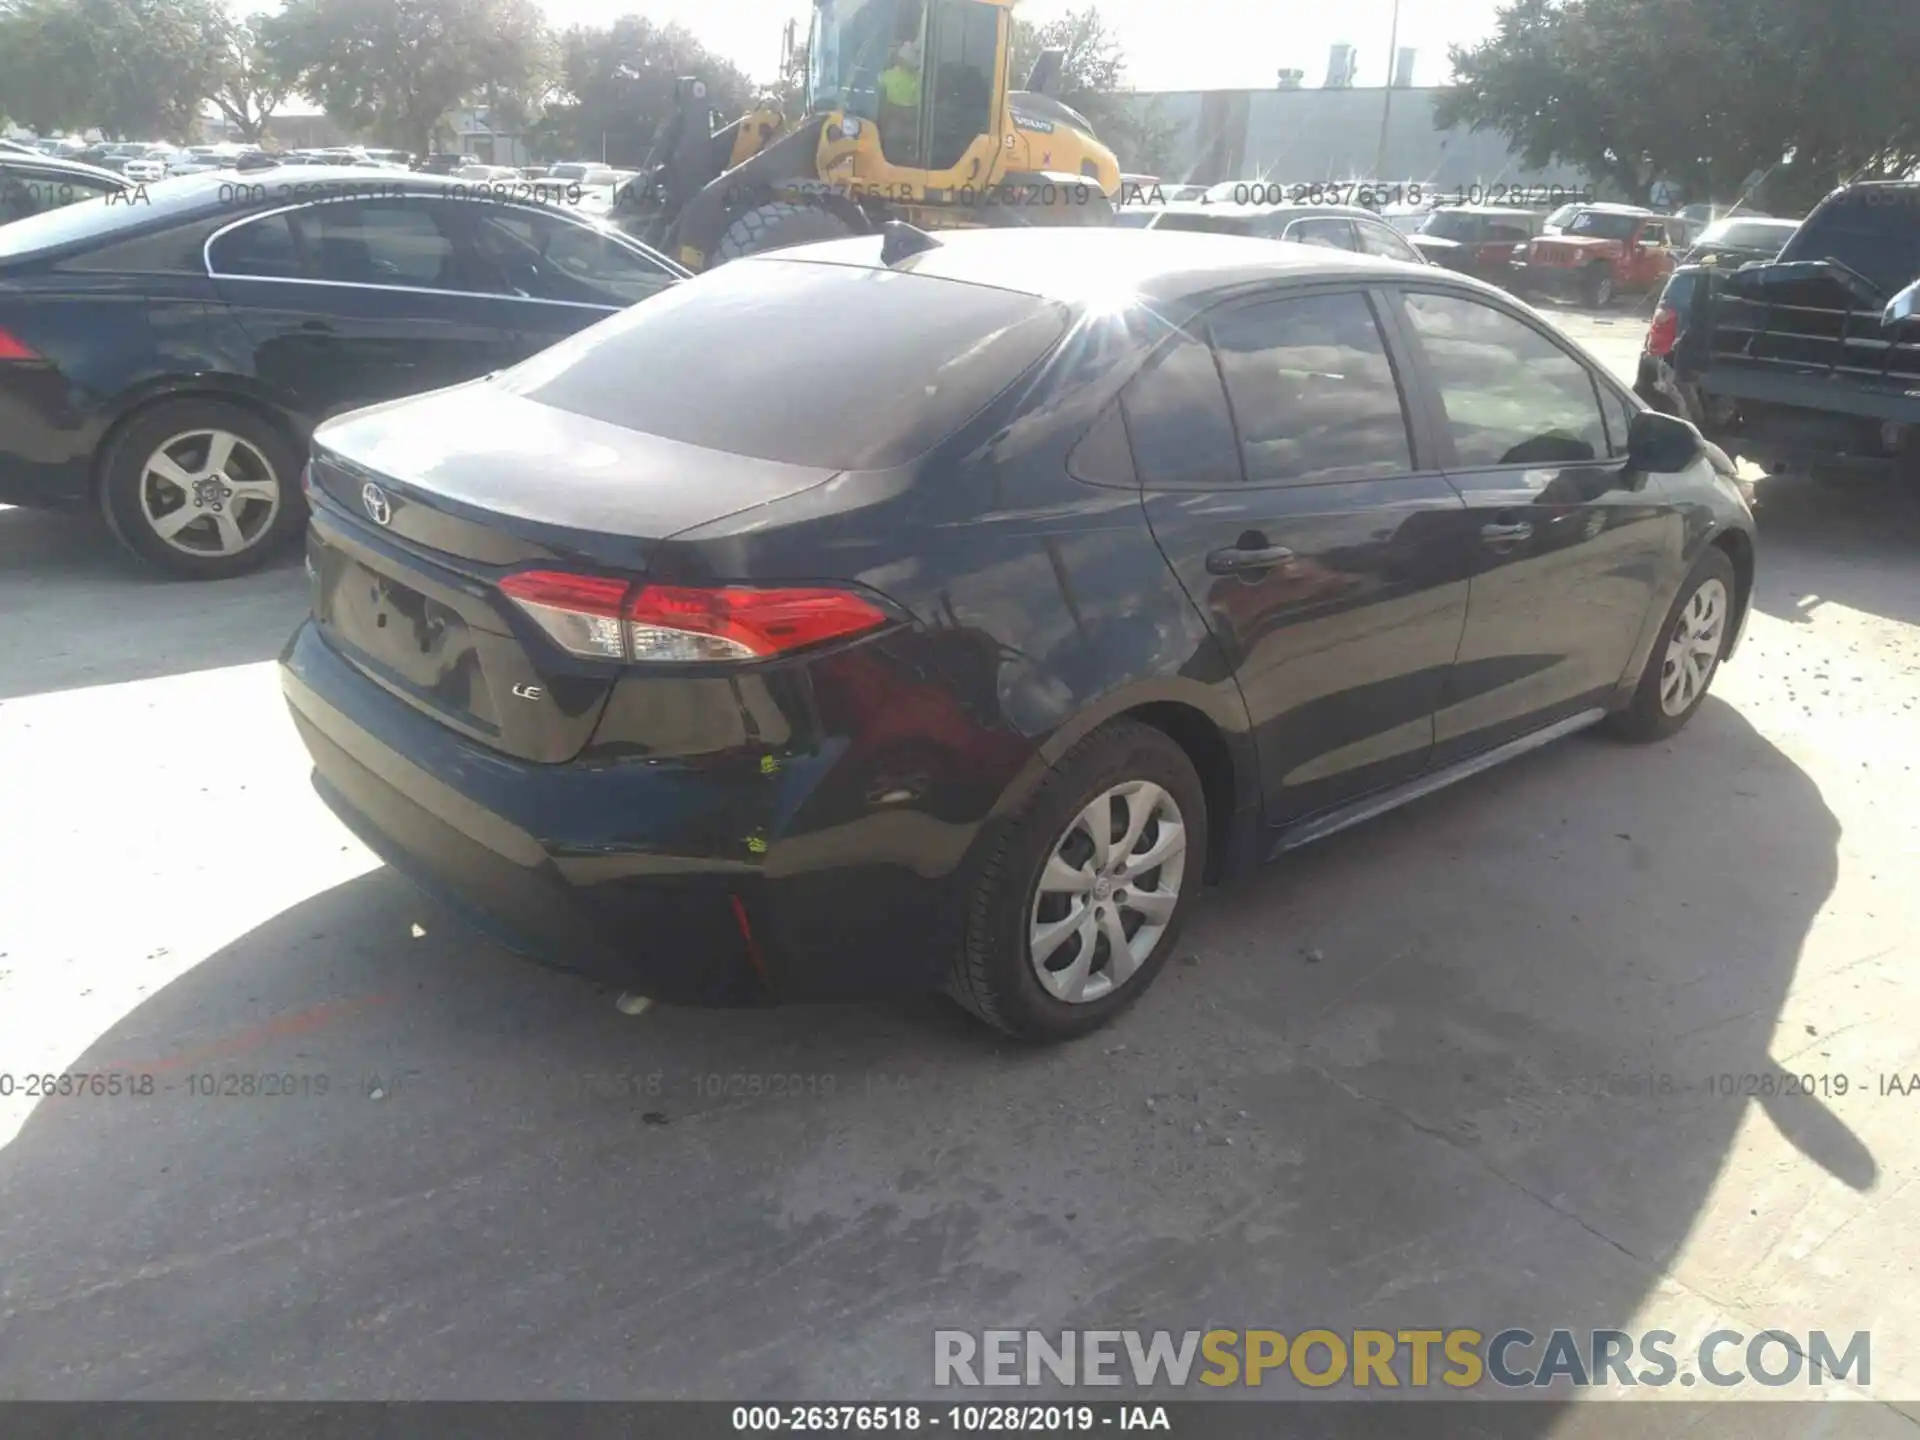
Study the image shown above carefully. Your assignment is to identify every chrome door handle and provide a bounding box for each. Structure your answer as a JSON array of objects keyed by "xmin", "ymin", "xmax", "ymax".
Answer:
[
  {"xmin": 1479, "ymin": 521, "xmax": 1534, "ymax": 543},
  {"xmin": 1206, "ymin": 544, "xmax": 1295, "ymax": 575}
]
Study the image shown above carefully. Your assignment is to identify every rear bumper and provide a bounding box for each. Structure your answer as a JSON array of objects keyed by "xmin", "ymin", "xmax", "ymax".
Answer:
[
  {"xmin": 280, "ymin": 619, "xmax": 970, "ymax": 1006},
  {"xmin": 0, "ymin": 371, "xmax": 96, "ymax": 508}
]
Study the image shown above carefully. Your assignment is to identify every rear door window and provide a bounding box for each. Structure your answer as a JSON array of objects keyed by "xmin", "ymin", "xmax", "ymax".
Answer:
[
  {"xmin": 299, "ymin": 199, "xmax": 473, "ymax": 289},
  {"xmin": 502, "ymin": 256, "xmax": 1069, "ymax": 469},
  {"xmin": 1208, "ymin": 290, "xmax": 1414, "ymax": 485}
]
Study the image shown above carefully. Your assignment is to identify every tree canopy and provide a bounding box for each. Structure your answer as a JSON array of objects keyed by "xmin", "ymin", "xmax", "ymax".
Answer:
[
  {"xmin": 1010, "ymin": 6, "xmax": 1180, "ymax": 176},
  {"xmin": 262, "ymin": 0, "xmax": 552, "ymax": 158},
  {"xmin": 0, "ymin": 0, "xmax": 227, "ymax": 138},
  {"xmin": 1437, "ymin": 0, "xmax": 1920, "ymax": 212},
  {"xmin": 209, "ymin": 12, "xmax": 290, "ymax": 143},
  {"xmin": 526, "ymin": 17, "xmax": 755, "ymax": 166}
]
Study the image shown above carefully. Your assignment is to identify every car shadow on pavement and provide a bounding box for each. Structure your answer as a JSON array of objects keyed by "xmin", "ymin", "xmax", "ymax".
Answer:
[
  {"xmin": 0, "ymin": 700, "xmax": 1855, "ymax": 1414},
  {"xmin": 1747, "ymin": 472, "xmax": 1920, "ymax": 629},
  {"xmin": 0, "ymin": 505, "xmax": 309, "ymax": 701}
]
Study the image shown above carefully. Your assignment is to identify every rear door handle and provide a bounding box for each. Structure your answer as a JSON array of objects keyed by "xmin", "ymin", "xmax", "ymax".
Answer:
[
  {"xmin": 1479, "ymin": 521, "xmax": 1534, "ymax": 543},
  {"xmin": 1206, "ymin": 544, "xmax": 1295, "ymax": 575},
  {"xmin": 300, "ymin": 319, "xmax": 335, "ymax": 333}
]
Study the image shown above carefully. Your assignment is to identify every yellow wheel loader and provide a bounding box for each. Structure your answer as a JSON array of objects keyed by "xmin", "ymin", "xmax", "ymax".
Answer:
[{"xmin": 615, "ymin": 0, "xmax": 1125, "ymax": 271}]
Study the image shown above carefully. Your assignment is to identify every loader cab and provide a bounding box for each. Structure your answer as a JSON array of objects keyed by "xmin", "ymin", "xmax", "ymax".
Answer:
[{"xmin": 808, "ymin": 0, "xmax": 1004, "ymax": 171}]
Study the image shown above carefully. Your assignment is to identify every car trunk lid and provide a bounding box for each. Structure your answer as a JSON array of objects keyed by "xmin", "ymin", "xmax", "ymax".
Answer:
[{"xmin": 305, "ymin": 382, "xmax": 841, "ymax": 763}]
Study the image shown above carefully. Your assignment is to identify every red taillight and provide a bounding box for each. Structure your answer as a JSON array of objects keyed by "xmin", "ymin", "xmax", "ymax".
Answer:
[
  {"xmin": 0, "ymin": 327, "xmax": 42, "ymax": 362},
  {"xmin": 1646, "ymin": 302, "xmax": 1679, "ymax": 357},
  {"xmin": 499, "ymin": 570, "xmax": 889, "ymax": 663},
  {"xmin": 499, "ymin": 569, "xmax": 632, "ymax": 659},
  {"xmin": 626, "ymin": 584, "xmax": 889, "ymax": 662}
]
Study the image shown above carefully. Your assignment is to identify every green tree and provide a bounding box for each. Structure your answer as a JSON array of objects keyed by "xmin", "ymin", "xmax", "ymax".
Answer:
[
  {"xmin": 1437, "ymin": 0, "xmax": 1920, "ymax": 211},
  {"xmin": 1009, "ymin": 6, "xmax": 1179, "ymax": 176},
  {"xmin": 0, "ymin": 0, "xmax": 226, "ymax": 138},
  {"xmin": 263, "ymin": 0, "xmax": 551, "ymax": 158},
  {"xmin": 527, "ymin": 16, "xmax": 754, "ymax": 166},
  {"xmin": 209, "ymin": 12, "xmax": 289, "ymax": 143}
]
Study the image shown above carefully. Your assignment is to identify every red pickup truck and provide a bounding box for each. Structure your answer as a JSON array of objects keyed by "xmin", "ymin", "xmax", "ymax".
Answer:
[{"xmin": 1514, "ymin": 204, "xmax": 1677, "ymax": 307}]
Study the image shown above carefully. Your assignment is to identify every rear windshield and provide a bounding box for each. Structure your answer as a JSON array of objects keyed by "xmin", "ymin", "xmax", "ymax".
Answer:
[
  {"xmin": 1152, "ymin": 212, "xmax": 1257, "ymax": 237},
  {"xmin": 1779, "ymin": 190, "xmax": 1920, "ymax": 294},
  {"xmin": 0, "ymin": 171, "xmax": 225, "ymax": 261},
  {"xmin": 1697, "ymin": 219, "xmax": 1796, "ymax": 252},
  {"xmin": 1419, "ymin": 211, "xmax": 1481, "ymax": 240},
  {"xmin": 1565, "ymin": 210, "xmax": 1641, "ymax": 239},
  {"xmin": 501, "ymin": 255, "xmax": 1070, "ymax": 470}
]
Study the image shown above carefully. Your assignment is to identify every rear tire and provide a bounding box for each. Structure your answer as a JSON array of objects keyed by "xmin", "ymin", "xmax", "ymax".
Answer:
[
  {"xmin": 947, "ymin": 719, "xmax": 1208, "ymax": 1042},
  {"xmin": 715, "ymin": 199, "xmax": 857, "ymax": 262},
  {"xmin": 98, "ymin": 397, "xmax": 305, "ymax": 580},
  {"xmin": 1606, "ymin": 547, "xmax": 1737, "ymax": 743}
]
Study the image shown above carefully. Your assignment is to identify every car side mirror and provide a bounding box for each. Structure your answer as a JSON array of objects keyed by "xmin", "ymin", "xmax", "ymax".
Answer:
[
  {"xmin": 1627, "ymin": 408, "xmax": 1705, "ymax": 473},
  {"xmin": 1883, "ymin": 279, "xmax": 1920, "ymax": 329}
]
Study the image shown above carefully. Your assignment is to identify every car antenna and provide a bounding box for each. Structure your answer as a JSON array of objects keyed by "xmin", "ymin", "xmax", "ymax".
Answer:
[{"xmin": 880, "ymin": 220, "xmax": 942, "ymax": 267}]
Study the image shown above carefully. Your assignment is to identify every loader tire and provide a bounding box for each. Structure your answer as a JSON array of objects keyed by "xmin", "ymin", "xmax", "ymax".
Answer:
[{"xmin": 715, "ymin": 200, "xmax": 857, "ymax": 262}]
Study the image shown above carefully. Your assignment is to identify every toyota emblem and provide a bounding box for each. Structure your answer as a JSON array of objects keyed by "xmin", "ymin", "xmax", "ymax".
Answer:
[{"xmin": 361, "ymin": 481, "xmax": 391, "ymax": 526}]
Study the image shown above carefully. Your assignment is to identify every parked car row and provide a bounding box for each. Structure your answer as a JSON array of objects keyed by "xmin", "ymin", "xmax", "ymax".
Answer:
[
  {"xmin": 1115, "ymin": 183, "xmax": 1805, "ymax": 313},
  {"xmin": 1116, "ymin": 200, "xmax": 1432, "ymax": 265}
]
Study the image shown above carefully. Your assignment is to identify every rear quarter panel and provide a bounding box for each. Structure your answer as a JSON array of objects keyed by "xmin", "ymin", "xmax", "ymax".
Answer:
[{"xmin": 657, "ymin": 352, "xmax": 1260, "ymax": 878}]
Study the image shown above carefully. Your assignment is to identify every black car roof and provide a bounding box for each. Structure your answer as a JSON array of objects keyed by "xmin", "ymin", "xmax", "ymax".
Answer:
[{"xmin": 744, "ymin": 226, "xmax": 1433, "ymax": 310}]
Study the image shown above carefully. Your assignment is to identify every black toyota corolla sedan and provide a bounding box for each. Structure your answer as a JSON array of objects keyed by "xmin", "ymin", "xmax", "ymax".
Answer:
[
  {"xmin": 280, "ymin": 226, "xmax": 1758, "ymax": 1041},
  {"xmin": 0, "ymin": 167, "xmax": 687, "ymax": 578}
]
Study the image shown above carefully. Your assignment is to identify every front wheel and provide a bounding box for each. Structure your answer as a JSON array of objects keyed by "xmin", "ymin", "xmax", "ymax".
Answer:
[
  {"xmin": 1607, "ymin": 547, "xmax": 1737, "ymax": 742},
  {"xmin": 1584, "ymin": 266, "xmax": 1616, "ymax": 307},
  {"xmin": 714, "ymin": 199, "xmax": 857, "ymax": 263},
  {"xmin": 947, "ymin": 720, "xmax": 1208, "ymax": 1041}
]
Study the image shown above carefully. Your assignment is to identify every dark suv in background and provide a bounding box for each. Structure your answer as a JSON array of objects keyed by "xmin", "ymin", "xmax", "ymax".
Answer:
[
  {"xmin": 1637, "ymin": 182, "xmax": 1920, "ymax": 482},
  {"xmin": 1405, "ymin": 205, "xmax": 1542, "ymax": 286}
]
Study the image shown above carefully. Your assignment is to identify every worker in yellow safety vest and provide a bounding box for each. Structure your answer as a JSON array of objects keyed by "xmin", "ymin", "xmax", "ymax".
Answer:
[{"xmin": 878, "ymin": 38, "xmax": 922, "ymax": 156}]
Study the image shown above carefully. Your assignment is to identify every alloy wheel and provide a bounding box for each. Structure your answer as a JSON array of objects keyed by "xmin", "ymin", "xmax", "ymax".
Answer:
[
  {"xmin": 1660, "ymin": 576, "xmax": 1728, "ymax": 716},
  {"xmin": 1028, "ymin": 780, "xmax": 1188, "ymax": 1005},
  {"xmin": 137, "ymin": 429, "xmax": 281, "ymax": 557}
]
